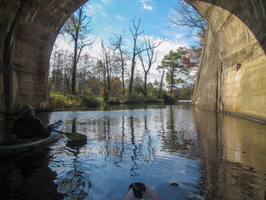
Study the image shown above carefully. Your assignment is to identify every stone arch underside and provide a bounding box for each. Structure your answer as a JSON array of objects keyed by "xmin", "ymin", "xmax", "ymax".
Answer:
[
  {"xmin": 0, "ymin": 0, "xmax": 89, "ymax": 112},
  {"xmin": 0, "ymin": 0, "xmax": 265, "ymax": 121}
]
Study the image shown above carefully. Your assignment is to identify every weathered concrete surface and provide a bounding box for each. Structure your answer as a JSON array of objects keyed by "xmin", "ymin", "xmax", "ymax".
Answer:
[
  {"xmin": 0, "ymin": 0, "xmax": 265, "ymax": 122},
  {"xmin": 190, "ymin": 0, "xmax": 266, "ymax": 121},
  {"xmin": 0, "ymin": 0, "xmax": 88, "ymax": 112}
]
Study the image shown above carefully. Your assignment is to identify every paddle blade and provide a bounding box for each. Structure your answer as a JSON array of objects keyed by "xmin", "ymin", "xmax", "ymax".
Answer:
[{"xmin": 64, "ymin": 132, "xmax": 87, "ymax": 141}]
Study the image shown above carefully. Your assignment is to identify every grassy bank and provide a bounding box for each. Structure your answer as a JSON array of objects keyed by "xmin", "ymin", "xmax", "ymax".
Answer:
[
  {"xmin": 50, "ymin": 94, "xmax": 102, "ymax": 109},
  {"xmin": 50, "ymin": 93, "xmax": 178, "ymax": 110}
]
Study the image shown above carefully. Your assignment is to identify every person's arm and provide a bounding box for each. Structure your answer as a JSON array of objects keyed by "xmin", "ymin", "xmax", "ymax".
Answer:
[
  {"xmin": 34, "ymin": 118, "xmax": 51, "ymax": 138},
  {"xmin": 10, "ymin": 120, "xmax": 18, "ymax": 135}
]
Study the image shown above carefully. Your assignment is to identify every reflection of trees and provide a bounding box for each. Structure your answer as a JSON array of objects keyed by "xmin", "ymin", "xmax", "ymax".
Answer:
[
  {"xmin": 113, "ymin": 115, "xmax": 125, "ymax": 167},
  {"xmin": 129, "ymin": 116, "xmax": 139, "ymax": 177},
  {"xmin": 194, "ymin": 108, "xmax": 221, "ymax": 199},
  {"xmin": 128, "ymin": 108, "xmax": 156, "ymax": 177},
  {"xmin": 86, "ymin": 108, "xmax": 156, "ymax": 178},
  {"xmin": 84, "ymin": 109, "xmax": 157, "ymax": 178},
  {"xmin": 56, "ymin": 118, "xmax": 90, "ymax": 199},
  {"xmin": 0, "ymin": 150, "xmax": 64, "ymax": 199},
  {"xmin": 160, "ymin": 105, "xmax": 198, "ymax": 158},
  {"xmin": 71, "ymin": 117, "xmax": 77, "ymax": 133},
  {"xmin": 143, "ymin": 114, "xmax": 155, "ymax": 165},
  {"xmin": 194, "ymin": 107, "xmax": 266, "ymax": 200},
  {"xmin": 103, "ymin": 116, "xmax": 111, "ymax": 156}
]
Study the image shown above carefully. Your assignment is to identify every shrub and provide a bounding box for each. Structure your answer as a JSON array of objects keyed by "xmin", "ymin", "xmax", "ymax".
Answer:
[{"xmin": 50, "ymin": 94, "xmax": 82, "ymax": 108}]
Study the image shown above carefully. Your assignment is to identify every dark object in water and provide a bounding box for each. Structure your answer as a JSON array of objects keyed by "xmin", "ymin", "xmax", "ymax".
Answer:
[
  {"xmin": 121, "ymin": 182, "xmax": 163, "ymax": 200},
  {"xmin": 170, "ymin": 182, "xmax": 179, "ymax": 187}
]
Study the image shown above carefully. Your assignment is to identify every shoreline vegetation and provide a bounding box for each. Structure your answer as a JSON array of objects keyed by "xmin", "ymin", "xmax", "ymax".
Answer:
[{"xmin": 50, "ymin": 93, "xmax": 189, "ymax": 110}]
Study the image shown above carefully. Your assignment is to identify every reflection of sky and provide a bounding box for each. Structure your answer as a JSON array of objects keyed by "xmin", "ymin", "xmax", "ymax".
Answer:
[
  {"xmin": 2, "ymin": 104, "xmax": 263, "ymax": 199},
  {"xmin": 38, "ymin": 104, "xmax": 266, "ymax": 199},
  {"xmin": 47, "ymin": 104, "xmax": 203, "ymax": 199}
]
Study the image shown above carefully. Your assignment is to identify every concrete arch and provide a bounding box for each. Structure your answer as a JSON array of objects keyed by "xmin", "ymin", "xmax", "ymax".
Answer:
[
  {"xmin": 188, "ymin": 0, "xmax": 266, "ymax": 53},
  {"xmin": 0, "ymin": 0, "xmax": 265, "ymax": 121},
  {"xmin": 0, "ymin": 0, "xmax": 89, "ymax": 112},
  {"xmin": 188, "ymin": 0, "xmax": 266, "ymax": 121}
]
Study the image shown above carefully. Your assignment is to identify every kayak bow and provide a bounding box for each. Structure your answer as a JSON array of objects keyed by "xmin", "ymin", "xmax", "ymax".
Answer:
[{"xmin": 121, "ymin": 182, "xmax": 163, "ymax": 200}]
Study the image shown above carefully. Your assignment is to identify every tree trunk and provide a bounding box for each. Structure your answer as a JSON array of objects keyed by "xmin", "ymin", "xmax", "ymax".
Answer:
[
  {"xmin": 71, "ymin": 35, "xmax": 78, "ymax": 95},
  {"xmin": 129, "ymin": 56, "xmax": 135, "ymax": 94},
  {"xmin": 158, "ymin": 70, "xmax": 164, "ymax": 99},
  {"xmin": 144, "ymin": 71, "xmax": 148, "ymax": 96}
]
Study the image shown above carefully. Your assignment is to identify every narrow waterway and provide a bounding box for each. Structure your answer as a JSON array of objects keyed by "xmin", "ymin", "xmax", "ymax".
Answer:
[{"xmin": 0, "ymin": 103, "xmax": 265, "ymax": 200}]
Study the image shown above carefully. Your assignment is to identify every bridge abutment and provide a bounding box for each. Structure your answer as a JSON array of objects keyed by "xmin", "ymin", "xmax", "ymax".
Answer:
[
  {"xmin": 0, "ymin": 0, "xmax": 87, "ymax": 112},
  {"xmin": 189, "ymin": 0, "xmax": 266, "ymax": 121}
]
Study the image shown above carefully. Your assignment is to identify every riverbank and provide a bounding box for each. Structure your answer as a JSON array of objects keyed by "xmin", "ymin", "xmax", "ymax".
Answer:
[{"xmin": 50, "ymin": 93, "xmax": 180, "ymax": 110}]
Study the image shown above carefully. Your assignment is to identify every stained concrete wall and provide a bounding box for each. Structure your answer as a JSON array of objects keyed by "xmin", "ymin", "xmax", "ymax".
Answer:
[
  {"xmin": 0, "ymin": 0, "xmax": 88, "ymax": 112},
  {"xmin": 190, "ymin": 0, "xmax": 266, "ymax": 121}
]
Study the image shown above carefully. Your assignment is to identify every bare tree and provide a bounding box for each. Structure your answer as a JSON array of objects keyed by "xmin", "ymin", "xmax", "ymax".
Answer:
[
  {"xmin": 137, "ymin": 37, "xmax": 164, "ymax": 96},
  {"xmin": 49, "ymin": 48, "xmax": 73, "ymax": 94},
  {"xmin": 101, "ymin": 40, "xmax": 112, "ymax": 101},
  {"xmin": 62, "ymin": 4, "xmax": 95, "ymax": 95},
  {"xmin": 110, "ymin": 31, "xmax": 128, "ymax": 95},
  {"xmin": 128, "ymin": 17, "xmax": 144, "ymax": 94},
  {"xmin": 169, "ymin": 0, "xmax": 206, "ymax": 38}
]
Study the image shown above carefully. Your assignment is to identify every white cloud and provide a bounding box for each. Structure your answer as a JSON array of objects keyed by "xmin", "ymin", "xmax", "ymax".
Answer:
[
  {"xmin": 87, "ymin": 4, "xmax": 100, "ymax": 16},
  {"xmin": 115, "ymin": 13, "xmax": 125, "ymax": 21},
  {"xmin": 143, "ymin": 3, "xmax": 153, "ymax": 11},
  {"xmin": 100, "ymin": 0, "xmax": 111, "ymax": 5},
  {"xmin": 87, "ymin": 3, "xmax": 108, "ymax": 19},
  {"xmin": 156, "ymin": 38, "xmax": 188, "ymax": 60},
  {"xmin": 137, "ymin": 0, "xmax": 154, "ymax": 11},
  {"xmin": 148, "ymin": 38, "xmax": 188, "ymax": 82},
  {"xmin": 55, "ymin": 34, "xmax": 189, "ymax": 83},
  {"xmin": 54, "ymin": 37, "xmax": 72, "ymax": 51},
  {"xmin": 88, "ymin": 37, "xmax": 103, "ymax": 58},
  {"xmin": 162, "ymin": 29, "xmax": 182, "ymax": 39},
  {"xmin": 177, "ymin": 34, "xmax": 184, "ymax": 38},
  {"xmin": 128, "ymin": 35, "xmax": 189, "ymax": 82},
  {"xmin": 138, "ymin": 0, "xmax": 152, "ymax": 3}
]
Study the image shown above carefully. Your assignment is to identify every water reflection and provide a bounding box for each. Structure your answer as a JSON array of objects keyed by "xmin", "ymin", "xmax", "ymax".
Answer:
[
  {"xmin": 51, "ymin": 121, "xmax": 90, "ymax": 200},
  {"xmin": 47, "ymin": 105, "xmax": 204, "ymax": 199},
  {"xmin": 193, "ymin": 107, "xmax": 266, "ymax": 200},
  {"xmin": 56, "ymin": 151, "xmax": 90, "ymax": 199},
  {"xmin": 0, "ymin": 104, "xmax": 265, "ymax": 200},
  {"xmin": 160, "ymin": 105, "xmax": 199, "ymax": 159},
  {"xmin": 0, "ymin": 148, "xmax": 64, "ymax": 199}
]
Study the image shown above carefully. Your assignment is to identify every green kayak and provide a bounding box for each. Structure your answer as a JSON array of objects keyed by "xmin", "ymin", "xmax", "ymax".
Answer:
[{"xmin": 0, "ymin": 120, "xmax": 63, "ymax": 157}]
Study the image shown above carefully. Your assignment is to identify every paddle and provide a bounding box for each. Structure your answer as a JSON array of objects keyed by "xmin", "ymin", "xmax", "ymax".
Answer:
[
  {"xmin": 52, "ymin": 129, "xmax": 87, "ymax": 141},
  {"xmin": 3, "ymin": 115, "xmax": 87, "ymax": 141}
]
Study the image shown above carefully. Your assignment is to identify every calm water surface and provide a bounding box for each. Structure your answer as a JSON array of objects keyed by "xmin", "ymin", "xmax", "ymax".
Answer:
[{"xmin": 0, "ymin": 104, "xmax": 265, "ymax": 200}]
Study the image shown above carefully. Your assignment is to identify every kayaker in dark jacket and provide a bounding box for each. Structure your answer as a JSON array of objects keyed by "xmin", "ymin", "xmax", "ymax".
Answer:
[{"xmin": 11, "ymin": 105, "xmax": 51, "ymax": 139}]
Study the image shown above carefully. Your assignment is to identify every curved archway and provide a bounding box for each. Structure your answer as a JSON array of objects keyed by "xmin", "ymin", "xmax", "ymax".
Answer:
[
  {"xmin": 0, "ymin": 0, "xmax": 265, "ymax": 121},
  {"xmin": 0, "ymin": 0, "xmax": 89, "ymax": 112},
  {"xmin": 188, "ymin": 0, "xmax": 266, "ymax": 53}
]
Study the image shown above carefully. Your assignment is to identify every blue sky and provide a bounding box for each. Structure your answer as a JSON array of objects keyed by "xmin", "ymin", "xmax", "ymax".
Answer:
[
  {"xmin": 56, "ymin": 0, "xmax": 198, "ymax": 82},
  {"xmin": 85, "ymin": 0, "xmax": 195, "ymax": 46}
]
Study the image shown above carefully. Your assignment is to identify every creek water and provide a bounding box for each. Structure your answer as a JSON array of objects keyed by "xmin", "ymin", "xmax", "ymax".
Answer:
[{"xmin": 0, "ymin": 103, "xmax": 265, "ymax": 200}]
